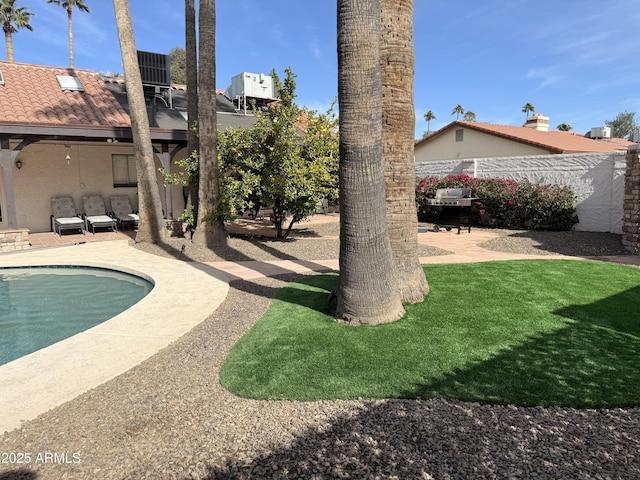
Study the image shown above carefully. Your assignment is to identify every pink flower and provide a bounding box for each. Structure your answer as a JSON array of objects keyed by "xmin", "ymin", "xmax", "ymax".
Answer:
[{"xmin": 479, "ymin": 209, "xmax": 486, "ymax": 215}]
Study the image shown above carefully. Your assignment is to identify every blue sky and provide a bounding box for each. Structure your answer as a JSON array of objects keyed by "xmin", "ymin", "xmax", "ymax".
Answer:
[{"xmin": 7, "ymin": 0, "xmax": 640, "ymax": 138}]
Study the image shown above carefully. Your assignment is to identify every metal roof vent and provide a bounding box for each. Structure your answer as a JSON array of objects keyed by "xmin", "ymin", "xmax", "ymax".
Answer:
[
  {"xmin": 0, "ymin": 70, "xmax": 4, "ymax": 86},
  {"xmin": 56, "ymin": 75, "xmax": 84, "ymax": 92},
  {"xmin": 137, "ymin": 50, "xmax": 170, "ymax": 86}
]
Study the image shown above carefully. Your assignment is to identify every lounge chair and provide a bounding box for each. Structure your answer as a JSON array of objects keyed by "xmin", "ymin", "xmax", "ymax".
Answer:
[
  {"xmin": 50, "ymin": 196, "xmax": 85, "ymax": 235},
  {"xmin": 82, "ymin": 195, "xmax": 117, "ymax": 234},
  {"xmin": 109, "ymin": 195, "xmax": 139, "ymax": 229}
]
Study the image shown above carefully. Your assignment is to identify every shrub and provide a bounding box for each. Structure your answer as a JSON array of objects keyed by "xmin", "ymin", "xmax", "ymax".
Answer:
[{"xmin": 416, "ymin": 175, "xmax": 578, "ymax": 230}]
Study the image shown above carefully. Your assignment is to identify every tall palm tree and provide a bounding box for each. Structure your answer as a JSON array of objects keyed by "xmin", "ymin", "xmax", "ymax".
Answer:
[
  {"xmin": 463, "ymin": 110, "xmax": 476, "ymax": 122},
  {"xmin": 185, "ymin": 0, "xmax": 199, "ymax": 221},
  {"xmin": 424, "ymin": 109, "xmax": 436, "ymax": 134},
  {"xmin": 1, "ymin": 0, "xmax": 33, "ymax": 62},
  {"xmin": 192, "ymin": 0, "xmax": 228, "ymax": 247},
  {"xmin": 47, "ymin": 0, "xmax": 89, "ymax": 69},
  {"xmin": 112, "ymin": 0, "xmax": 166, "ymax": 243},
  {"xmin": 522, "ymin": 102, "xmax": 535, "ymax": 120},
  {"xmin": 381, "ymin": 0, "xmax": 428, "ymax": 304},
  {"xmin": 452, "ymin": 104, "xmax": 464, "ymax": 120},
  {"xmin": 336, "ymin": 0, "xmax": 404, "ymax": 325}
]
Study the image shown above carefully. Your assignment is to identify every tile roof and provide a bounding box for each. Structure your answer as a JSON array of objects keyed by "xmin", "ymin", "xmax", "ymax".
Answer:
[
  {"xmin": 417, "ymin": 120, "xmax": 634, "ymax": 153},
  {"xmin": 0, "ymin": 61, "xmax": 130, "ymax": 129}
]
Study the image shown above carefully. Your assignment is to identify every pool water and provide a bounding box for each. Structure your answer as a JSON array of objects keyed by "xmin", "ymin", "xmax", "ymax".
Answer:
[{"xmin": 0, "ymin": 266, "xmax": 153, "ymax": 366}]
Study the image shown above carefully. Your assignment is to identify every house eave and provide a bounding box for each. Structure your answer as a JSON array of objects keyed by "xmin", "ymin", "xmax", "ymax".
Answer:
[{"xmin": 0, "ymin": 123, "xmax": 187, "ymax": 143}]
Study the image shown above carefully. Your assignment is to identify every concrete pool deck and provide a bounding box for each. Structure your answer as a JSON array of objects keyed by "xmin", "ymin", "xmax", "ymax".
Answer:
[{"xmin": 0, "ymin": 240, "xmax": 229, "ymax": 434}]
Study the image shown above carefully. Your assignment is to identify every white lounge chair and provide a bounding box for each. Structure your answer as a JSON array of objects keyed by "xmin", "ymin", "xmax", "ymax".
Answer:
[
  {"xmin": 82, "ymin": 195, "xmax": 117, "ymax": 234},
  {"xmin": 109, "ymin": 195, "xmax": 139, "ymax": 229},
  {"xmin": 51, "ymin": 196, "xmax": 85, "ymax": 235}
]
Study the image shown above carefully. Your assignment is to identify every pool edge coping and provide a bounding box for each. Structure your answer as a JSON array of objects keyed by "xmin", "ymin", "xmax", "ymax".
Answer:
[{"xmin": 0, "ymin": 239, "xmax": 229, "ymax": 434}]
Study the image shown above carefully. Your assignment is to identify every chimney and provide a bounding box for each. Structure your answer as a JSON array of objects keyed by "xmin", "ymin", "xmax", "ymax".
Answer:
[{"xmin": 523, "ymin": 113, "xmax": 549, "ymax": 132}]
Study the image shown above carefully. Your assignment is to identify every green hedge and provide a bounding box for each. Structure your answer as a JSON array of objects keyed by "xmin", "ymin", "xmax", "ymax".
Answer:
[{"xmin": 416, "ymin": 174, "xmax": 578, "ymax": 230}]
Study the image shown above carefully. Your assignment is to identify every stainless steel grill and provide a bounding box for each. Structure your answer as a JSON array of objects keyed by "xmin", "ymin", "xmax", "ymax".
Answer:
[{"xmin": 424, "ymin": 188, "xmax": 479, "ymax": 233}]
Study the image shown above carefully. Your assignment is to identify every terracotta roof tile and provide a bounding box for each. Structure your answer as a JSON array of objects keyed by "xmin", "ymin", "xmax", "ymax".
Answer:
[
  {"xmin": 417, "ymin": 120, "xmax": 634, "ymax": 153},
  {"xmin": 0, "ymin": 61, "xmax": 130, "ymax": 129}
]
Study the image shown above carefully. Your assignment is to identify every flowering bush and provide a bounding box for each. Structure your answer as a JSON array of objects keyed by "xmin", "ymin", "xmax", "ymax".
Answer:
[{"xmin": 416, "ymin": 175, "xmax": 578, "ymax": 230}]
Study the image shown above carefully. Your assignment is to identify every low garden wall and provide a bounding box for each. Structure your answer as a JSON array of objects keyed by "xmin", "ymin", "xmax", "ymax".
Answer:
[
  {"xmin": 416, "ymin": 152, "xmax": 626, "ymax": 233},
  {"xmin": 0, "ymin": 228, "xmax": 30, "ymax": 252},
  {"xmin": 623, "ymin": 145, "xmax": 640, "ymax": 254}
]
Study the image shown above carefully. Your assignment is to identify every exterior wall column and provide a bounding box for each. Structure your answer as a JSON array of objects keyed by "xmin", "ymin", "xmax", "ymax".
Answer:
[
  {"xmin": 622, "ymin": 144, "xmax": 640, "ymax": 254},
  {"xmin": 155, "ymin": 143, "xmax": 173, "ymax": 220},
  {"xmin": 0, "ymin": 139, "xmax": 21, "ymax": 228}
]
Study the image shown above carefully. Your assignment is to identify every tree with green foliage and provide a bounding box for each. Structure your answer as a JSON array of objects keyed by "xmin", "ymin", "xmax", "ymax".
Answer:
[
  {"xmin": 169, "ymin": 46, "xmax": 186, "ymax": 84},
  {"xmin": 451, "ymin": 104, "xmax": 464, "ymax": 120},
  {"xmin": 605, "ymin": 111, "xmax": 640, "ymax": 139},
  {"xmin": 217, "ymin": 68, "xmax": 339, "ymax": 239},
  {"xmin": 557, "ymin": 123, "xmax": 572, "ymax": 131},
  {"xmin": 423, "ymin": 109, "xmax": 436, "ymax": 134},
  {"xmin": 522, "ymin": 102, "xmax": 535, "ymax": 120},
  {"xmin": 47, "ymin": 0, "xmax": 89, "ymax": 69},
  {"xmin": 463, "ymin": 110, "xmax": 476, "ymax": 122},
  {"xmin": 1, "ymin": 0, "xmax": 33, "ymax": 62},
  {"xmin": 161, "ymin": 69, "xmax": 338, "ymax": 240}
]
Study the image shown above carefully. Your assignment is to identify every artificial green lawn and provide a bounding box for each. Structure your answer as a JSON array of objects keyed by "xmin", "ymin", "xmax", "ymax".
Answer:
[{"xmin": 220, "ymin": 260, "xmax": 640, "ymax": 408}]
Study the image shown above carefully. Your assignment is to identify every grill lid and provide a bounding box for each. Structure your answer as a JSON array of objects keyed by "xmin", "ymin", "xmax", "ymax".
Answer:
[{"xmin": 435, "ymin": 188, "xmax": 471, "ymax": 199}]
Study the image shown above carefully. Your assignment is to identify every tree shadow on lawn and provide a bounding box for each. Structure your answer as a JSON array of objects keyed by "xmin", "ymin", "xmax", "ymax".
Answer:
[
  {"xmin": 403, "ymin": 285, "xmax": 640, "ymax": 408},
  {"xmin": 229, "ymin": 270, "xmax": 640, "ymax": 409}
]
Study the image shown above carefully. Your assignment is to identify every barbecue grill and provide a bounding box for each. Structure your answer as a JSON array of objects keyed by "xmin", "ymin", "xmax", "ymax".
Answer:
[{"xmin": 424, "ymin": 188, "xmax": 479, "ymax": 234}]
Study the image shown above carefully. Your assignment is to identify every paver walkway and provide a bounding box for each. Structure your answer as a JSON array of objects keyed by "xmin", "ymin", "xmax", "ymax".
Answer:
[
  {"xmin": 27, "ymin": 217, "xmax": 640, "ymax": 282},
  {"xmin": 205, "ymin": 226, "xmax": 640, "ymax": 280}
]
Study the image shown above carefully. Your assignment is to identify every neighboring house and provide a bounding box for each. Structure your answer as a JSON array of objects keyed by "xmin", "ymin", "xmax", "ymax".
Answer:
[
  {"xmin": 415, "ymin": 114, "xmax": 634, "ymax": 162},
  {"xmin": 0, "ymin": 60, "xmax": 256, "ymax": 234}
]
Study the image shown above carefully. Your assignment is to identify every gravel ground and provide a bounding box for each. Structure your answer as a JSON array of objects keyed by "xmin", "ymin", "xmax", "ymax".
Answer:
[
  {"xmin": 479, "ymin": 229, "xmax": 631, "ymax": 257},
  {"xmin": 1, "ymin": 222, "xmax": 639, "ymax": 480}
]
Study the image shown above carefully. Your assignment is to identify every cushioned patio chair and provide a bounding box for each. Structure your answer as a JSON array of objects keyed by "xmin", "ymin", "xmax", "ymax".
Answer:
[
  {"xmin": 109, "ymin": 195, "xmax": 139, "ymax": 229},
  {"xmin": 50, "ymin": 196, "xmax": 85, "ymax": 235},
  {"xmin": 82, "ymin": 195, "xmax": 117, "ymax": 234}
]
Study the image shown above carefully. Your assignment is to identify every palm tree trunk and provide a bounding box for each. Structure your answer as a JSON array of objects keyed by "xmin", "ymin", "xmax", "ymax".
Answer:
[
  {"xmin": 381, "ymin": 0, "xmax": 429, "ymax": 303},
  {"xmin": 4, "ymin": 31, "xmax": 13, "ymax": 62},
  {"xmin": 67, "ymin": 7, "xmax": 74, "ymax": 68},
  {"xmin": 185, "ymin": 0, "xmax": 199, "ymax": 220},
  {"xmin": 336, "ymin": 0, "xmax": 404, "ymax": 325},
  {"xmin": 192, "ymin": 0, "xmax": 228, "ymax": 248},
  {"xmin": 112, "ymin": 0, "xmax": 166, "ymax": 243}
]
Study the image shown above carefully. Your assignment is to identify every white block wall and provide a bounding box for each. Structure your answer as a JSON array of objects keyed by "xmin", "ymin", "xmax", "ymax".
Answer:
[{"xmin": 415, "ymin": 152, "xmax": 627, "ymax": 233}]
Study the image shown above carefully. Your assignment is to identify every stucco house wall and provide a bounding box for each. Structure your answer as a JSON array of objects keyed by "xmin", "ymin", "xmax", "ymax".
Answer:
[
  {"xmin": 415, "ymin": 127, "xmax": 550, "ymax": 162},
  {"xmin": 415, "ymin": 152, "xmax": 627, "ymax": 233},
  {"xmin": 2, "ymin": 141, "xmax": 186, "ymax": 233}
]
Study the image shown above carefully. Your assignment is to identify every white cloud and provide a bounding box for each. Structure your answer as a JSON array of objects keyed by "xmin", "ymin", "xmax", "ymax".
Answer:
[{"xmin": 525, "ymin": 67, "xmax": 562, "ymax": 89}]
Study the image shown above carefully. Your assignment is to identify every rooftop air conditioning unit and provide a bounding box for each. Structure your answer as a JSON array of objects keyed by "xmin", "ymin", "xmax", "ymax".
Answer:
[
  {"xmin": 590, "ymin": 126, "xmax": 611, "ymax": 139},
  {"xmin": 630, "ymin": 132, "xmax": 640, "ymax": 143}
]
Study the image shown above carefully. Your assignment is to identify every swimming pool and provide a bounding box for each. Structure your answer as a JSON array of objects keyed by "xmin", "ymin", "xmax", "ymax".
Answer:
[{"xmin": 0, "ymin": 266, "xmax": 153, "ymax": 365}]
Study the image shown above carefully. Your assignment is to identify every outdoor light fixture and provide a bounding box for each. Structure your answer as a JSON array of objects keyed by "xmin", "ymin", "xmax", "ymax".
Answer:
[
  {"xmin": 15, "ymin": 159, "xmax": 22, "ymax": 170},
  {"xmin": 65, "ymin": 144, "xmax": 71, "ymax": 164},
  {"xmin": 106, "ymin": 137, "xmax": 118, "ymax": 143}
]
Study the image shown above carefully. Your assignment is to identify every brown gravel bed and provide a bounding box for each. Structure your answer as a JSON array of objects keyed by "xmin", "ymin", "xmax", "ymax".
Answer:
[
  {"xmin": 479, "ymin": 229, "xmax": 631, "ymax": 257},
  {"xmin": 1, "ymin": 225, "xmax": 639, "ymax": 479}
]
